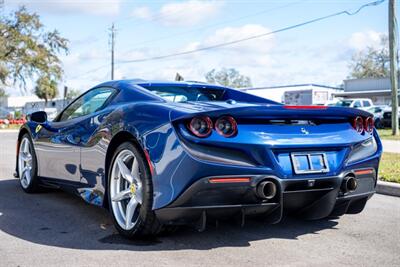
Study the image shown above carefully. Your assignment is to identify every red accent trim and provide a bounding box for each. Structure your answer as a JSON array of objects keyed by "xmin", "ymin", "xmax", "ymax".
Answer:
[
  {"xmin": 354, "ymin": 169, "xmax": 374, "ymax": 175},
  {"xmin": 143, "ymin": 149, "xmax": 154, "ymax": 176},
  {"xmin": 284, "ymin": 105, "xmax": 328, "ymax": 109},
  {"xmin": 188, "ymin": 116, "xmax": 213, "ymax": 138},
  {"xmin": 209, "ymin": 177, "xmax": 250, "ymax": 183},
  {"xmin": 215, "ymin": 116, "xmax": 238, "ymax": 138}
]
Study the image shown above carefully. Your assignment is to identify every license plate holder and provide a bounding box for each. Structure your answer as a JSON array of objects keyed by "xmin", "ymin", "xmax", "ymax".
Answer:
[{"xmin": 290, "ymin": 152, "xmax": 329, "ymax": 174}]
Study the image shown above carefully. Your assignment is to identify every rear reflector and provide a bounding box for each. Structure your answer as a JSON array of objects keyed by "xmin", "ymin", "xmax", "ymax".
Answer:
[
  {"xmin": 209, "ymin": 177, "xmax": 250, "ymax": 183},
  {"xmin": 354, "ymin": 169, "xmax": 374, "ymax": 175},
  {"xmin": 284, "ymin": 105, "xmax": 328, "ymax": 110}
]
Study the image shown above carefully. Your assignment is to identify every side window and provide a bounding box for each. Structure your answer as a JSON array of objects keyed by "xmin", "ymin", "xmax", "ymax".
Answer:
[
  {"xmin": 353, "ymin": 101, "xmax": 361, "ymax": 108},
  {"xmin": 363, "ymin": 100, "xmax": 371, "ymax": 107},
  {"xmin": 59, "ymin": 87, "xmax": 115, "ymax": 122}
]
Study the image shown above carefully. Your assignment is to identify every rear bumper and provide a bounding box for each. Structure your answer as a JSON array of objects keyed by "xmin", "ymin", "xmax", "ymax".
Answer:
[{"xmin": 155, "ymin": 169, "xmax": 376, "ymax": 225}]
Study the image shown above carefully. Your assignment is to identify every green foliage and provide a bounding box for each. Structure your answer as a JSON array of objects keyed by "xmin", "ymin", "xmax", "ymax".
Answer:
[
  {"xmin": 0, "ymin": 6, "xmax": 68, "ymax": 92},
  {"xmin": 66, "ymin": 88, "xmax": 81, "ymax": 100},
  {"xmin": 205, "ymin": 68, "xmax": 252, "ymax": 88},
  {"xmin": 349, "ymin": 35, "xmax": 390, "ymax": 79},
  {"xmin": 0, "ymin": 88, "xmax": 7, "ymax": 97},
  {"xmin": 34, "ymin": 76, "xmax": 58, "ymax": 104}
]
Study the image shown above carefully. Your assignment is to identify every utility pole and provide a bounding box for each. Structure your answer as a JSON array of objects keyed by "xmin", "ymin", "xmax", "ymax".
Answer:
[
  {"xmin": 389, "ymin": 0, "xmax": 399, "ymax": 136},
  {"xmin": 109, "ymin": 23, "xmax": 116, "ymax": 80}
]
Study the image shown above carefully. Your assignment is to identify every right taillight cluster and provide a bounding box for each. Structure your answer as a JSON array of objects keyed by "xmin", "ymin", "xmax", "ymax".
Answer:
[
  {"xmin": 188, "ymin": 115, "xmax": 238, "ymax": 138},
  {"xmin": 352, "ymin": 116, "xmax": 374, "ymax": 134}
]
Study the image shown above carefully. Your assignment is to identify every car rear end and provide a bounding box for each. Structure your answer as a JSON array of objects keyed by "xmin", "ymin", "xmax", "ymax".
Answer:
[{"xmin": 150, "ymin": 102, "xmax": 381, "ymax": 226}]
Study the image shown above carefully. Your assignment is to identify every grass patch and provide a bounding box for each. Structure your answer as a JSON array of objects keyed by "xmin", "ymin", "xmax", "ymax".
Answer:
[
  {"xmin": 377, "ymin": 129, "xmax": 400, "ymax": 141},
  {"xmin": 379, "ymin": 152, "xmax": 400, "ymax": 183}
]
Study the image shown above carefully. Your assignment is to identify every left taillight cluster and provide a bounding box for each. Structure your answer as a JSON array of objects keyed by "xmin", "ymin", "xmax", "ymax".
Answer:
[
  {"xmin": 188, "ymin": 116, "xmax": 238, "ymax": 138},
  {"xmin": 352, "ymin": 116, "xmax": 374, "ymax": 134}
]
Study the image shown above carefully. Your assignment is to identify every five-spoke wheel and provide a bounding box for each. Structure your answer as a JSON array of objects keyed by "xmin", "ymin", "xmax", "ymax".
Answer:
[
  {"xmin": 18, "ymin": 134, "xmax": 39, "ymax": 192},
  {"xmin": 108, "ymin": 142, "xmax": 162, "ymax": 237}
]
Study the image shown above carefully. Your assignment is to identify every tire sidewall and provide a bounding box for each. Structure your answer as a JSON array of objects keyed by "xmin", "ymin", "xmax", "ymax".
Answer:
[
  {"xmin": 107, "ymin": 141, "xmax": 154, "ymax": 237},
  {"xmin": 19, "ymin": 133, "xmax": 39, "ymax": 193}
]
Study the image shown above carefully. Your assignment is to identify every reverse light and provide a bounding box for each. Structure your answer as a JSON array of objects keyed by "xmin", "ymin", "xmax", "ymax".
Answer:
[
  {"xmin": 347, "ymin": 138, "xmax": 377, "ymax": 163},
  {"xmin": 352, "ymin": 116, "xmax": 364, "ymax": 133},
  {"xmin": 215, "ymin": 116, "xmax": 238, "ymax": 137},
  {"xmin": 364, "ymin": 117, "xmax": 374, "ymax": 134},
  {"xmin": 188, "ymin": 116, "xmax": 213, "ymax": 138}
]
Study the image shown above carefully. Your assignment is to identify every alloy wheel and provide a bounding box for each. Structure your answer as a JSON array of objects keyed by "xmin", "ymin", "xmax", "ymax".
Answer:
[
  {"xmin": 18, "ymin": 137, "xmax": 33, "ymax": 189},
  {"xmin": 110, "ymin": 149, "xmax": 143, "ymax": 230}
]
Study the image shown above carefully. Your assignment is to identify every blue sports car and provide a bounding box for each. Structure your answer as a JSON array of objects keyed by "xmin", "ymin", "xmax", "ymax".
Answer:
[{"xmin": 15, "ymin": 80, "xmax": 381, "ymax": 238}]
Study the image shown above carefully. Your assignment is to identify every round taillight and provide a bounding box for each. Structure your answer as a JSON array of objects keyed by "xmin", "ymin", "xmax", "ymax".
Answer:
[
  {"xmin": 364, "ymin": 117, "xmax": 374, "ymax": 134},
  {"xmin": 353, "ymin": 116, "xmax": 364, "ymax": 133},
  {"xmin": 188, "ymin": 116, "xmax": 212, "ymax": 137},
  {"xmin": 215, "ymin": 116, "xmax": 238, "ymax": 137}
]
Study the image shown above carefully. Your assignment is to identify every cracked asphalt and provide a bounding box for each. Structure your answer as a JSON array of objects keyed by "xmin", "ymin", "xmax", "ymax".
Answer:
[{"xmin": 0, "ymin": 131, "xmax": 399, "ymax": 267}]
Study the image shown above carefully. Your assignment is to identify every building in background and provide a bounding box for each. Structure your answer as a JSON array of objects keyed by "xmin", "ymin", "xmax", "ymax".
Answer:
[
  {"xmin": 333, "ymin": 76, "xmax": 400, "ymax": 106},
  {"xmin": 241, "ymin": 84, "xmax": 342, "ymax": 105},
  {"xmin": 0, "ymin": 95, "xmax": 69, "ymax": 119}
]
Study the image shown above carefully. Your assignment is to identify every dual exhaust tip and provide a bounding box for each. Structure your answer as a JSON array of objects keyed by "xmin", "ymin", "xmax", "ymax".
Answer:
[
  {"xmin": 342, "ymin": 175, "xmax": 358, "ymax": 193},
  {"xmin": 255, "ymin": 175, "xmax": 357, "ymax": 199},
  {"xmin": 256, "ymin": 180, "xmax": 277, "ymax": 200}
]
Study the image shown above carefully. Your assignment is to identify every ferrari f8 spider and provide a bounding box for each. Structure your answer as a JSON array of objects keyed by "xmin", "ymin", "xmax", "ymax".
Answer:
[{"xmin": 15, "ymin": 80, "xmax": 381, "ymax": 238}]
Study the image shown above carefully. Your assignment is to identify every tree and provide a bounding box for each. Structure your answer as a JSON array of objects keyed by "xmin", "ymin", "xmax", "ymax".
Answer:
[
  {"xmin": 34, "ymin": 76, "xmax": 57, "ymax": 105},
  {"xmin": 205, "ymin": 68, "xmax": 252, "ymax": 88},
  {"xmin": 0, "ymin": 88, "xmax": 7, "ymax": 97},
  {"xmin": 349, "ymin": 35, "xmax": 390, "ymax": 79},
  {"xmin": 0, "ymin": 6, "xmax": 68, "ymax": 92},
  {"xmin": 66, "ymin": 88, "xmax": 81, "ymax": 100}
]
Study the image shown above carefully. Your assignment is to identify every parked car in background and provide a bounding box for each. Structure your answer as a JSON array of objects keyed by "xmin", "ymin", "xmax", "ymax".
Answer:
[
  {"xmin": 382, "ymin": 107, "xmax": 400, "ymax": 128},
  {"xmin": 327, "ymin": 98, "xmax": 373, "ymax": 111},
  {"xmin": 365, "ymin": 105, "xmax": 390, "ymax": 129}
]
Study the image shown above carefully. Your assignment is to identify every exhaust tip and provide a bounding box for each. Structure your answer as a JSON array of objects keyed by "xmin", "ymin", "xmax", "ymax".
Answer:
[
  {"xmin": 256, "ymin": 180, "xmax": 277, "ymax": 200},
  {"xmin": 342, "ymin": 175, "xmax": 358, "ymax": 193}
]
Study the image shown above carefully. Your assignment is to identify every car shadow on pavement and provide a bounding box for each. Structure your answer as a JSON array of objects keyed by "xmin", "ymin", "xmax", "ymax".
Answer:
[{"xmin": 0, "ymin": 178, "xmax": 339, "ymax": 251}]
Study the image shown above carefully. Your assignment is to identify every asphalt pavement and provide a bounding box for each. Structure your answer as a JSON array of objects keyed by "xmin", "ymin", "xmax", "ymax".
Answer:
[{"xmin": 0, "ymin": 131, "xmax": 399, "ymax": 267}]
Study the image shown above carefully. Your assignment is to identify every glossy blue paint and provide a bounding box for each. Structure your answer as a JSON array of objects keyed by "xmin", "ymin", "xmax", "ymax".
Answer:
[{"xmin": 16, "ymin": 79, "xmax": 382, "ymax": 211}]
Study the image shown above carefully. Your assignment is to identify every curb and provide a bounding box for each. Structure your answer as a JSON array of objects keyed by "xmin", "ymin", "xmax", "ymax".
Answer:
[{"xmin": 376, "ymin": 180, "xmax": 400, "ymax": 197}]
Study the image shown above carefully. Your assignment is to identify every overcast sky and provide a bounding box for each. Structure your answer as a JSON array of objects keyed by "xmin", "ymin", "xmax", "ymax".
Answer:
[{"xmin": 4, "ymin": 0, "xmax": 391, "ymax": 96}]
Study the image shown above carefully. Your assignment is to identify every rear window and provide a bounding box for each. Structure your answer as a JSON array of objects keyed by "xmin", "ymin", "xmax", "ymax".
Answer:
[{"xmin": 139, "ymin": 85, "xmax": 226, "ymax": 102}]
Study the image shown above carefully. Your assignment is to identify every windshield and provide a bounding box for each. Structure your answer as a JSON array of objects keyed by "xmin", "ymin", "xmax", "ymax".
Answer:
[
  {"xmin": 139, "ymin": 85, "xmax": 226, "ymax": 102},
  {"xmin": 329, "ymin": 100, "xmax": 353, "ymax": 107}
]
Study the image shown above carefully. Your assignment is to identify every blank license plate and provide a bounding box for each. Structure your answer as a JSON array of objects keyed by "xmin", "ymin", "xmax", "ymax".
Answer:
[{"xmin": 291, "ymin": 153, "xmax": 329, "ymax": 174}]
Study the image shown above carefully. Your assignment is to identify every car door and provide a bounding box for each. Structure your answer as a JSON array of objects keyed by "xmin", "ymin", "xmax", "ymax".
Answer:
[{"xmin": 34, "ymin": 87, "xmax": 117, "ymax": 183}]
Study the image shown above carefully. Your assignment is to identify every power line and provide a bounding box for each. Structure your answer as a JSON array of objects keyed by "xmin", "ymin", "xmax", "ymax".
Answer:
[
  {"xmin": 117, "ymin": 0, "xmax": 386, "ymax": 65},
  {"xmin": 120, "ymin": 0, "xmax": 305, "ymax": 53}
]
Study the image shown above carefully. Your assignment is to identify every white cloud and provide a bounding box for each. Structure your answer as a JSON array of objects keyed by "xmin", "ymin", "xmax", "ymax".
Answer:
[
  {"xmin": 64, "ymin": 28, "xmax": 384, "ymax": 91},
  {"xmin": 348, "ymin": 30, "xmax": 384, "ymax": 51},
  {"xmin": 7, "ymin": 0, "xmax": 122, "ymax": 16},
  {"xmin": 131, "ymin": 6, "xmax": 153, "ymax": 20},
  {"xmin": 131, "ymin": 0, "xmax": 224, "ymax": 27}
]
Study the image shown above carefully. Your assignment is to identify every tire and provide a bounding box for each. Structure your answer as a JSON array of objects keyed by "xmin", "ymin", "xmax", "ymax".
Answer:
[
  {"xmin": 107, "ymin": 141, "xmax": 162, "ymax": 238},
  {"xmin": 18, "ymin": 134, "xmax": 40, "ymax": 193}
]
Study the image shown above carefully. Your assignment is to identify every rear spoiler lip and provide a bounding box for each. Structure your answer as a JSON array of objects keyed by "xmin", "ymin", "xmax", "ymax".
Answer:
[{"xmin": 169, "ymin": 105, "xmax": 372, "ymax": 122}]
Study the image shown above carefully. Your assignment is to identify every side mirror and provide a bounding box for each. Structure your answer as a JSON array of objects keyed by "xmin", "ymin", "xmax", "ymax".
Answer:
[{"xmin": 28, "ymin": 111, "xmax": 48, "ymax": 124}]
